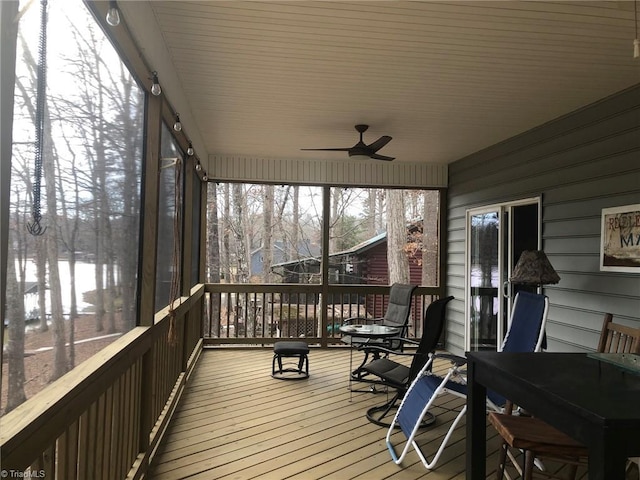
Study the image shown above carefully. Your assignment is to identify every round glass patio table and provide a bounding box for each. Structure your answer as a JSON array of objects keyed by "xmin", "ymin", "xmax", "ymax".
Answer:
[
  {"xmin": 339, "ymin": 324, "xmax": 403, "ymax": 394},
  {"xmin": 338, "ymin": 324, "xmax": 401, "ymax": 338}
]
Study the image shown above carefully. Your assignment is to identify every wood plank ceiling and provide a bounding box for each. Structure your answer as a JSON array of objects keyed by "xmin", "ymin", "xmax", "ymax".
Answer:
[{"xmin": 141, "ymin": 1, "xmax": 639, "ymax": 164}]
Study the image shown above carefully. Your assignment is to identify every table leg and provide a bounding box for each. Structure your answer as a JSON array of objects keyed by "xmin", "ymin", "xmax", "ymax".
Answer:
[
  {"xmin": 588, "ymin": 434, "xmax": 628, "ymax": 480},
  {"xmin": 466, "ymin": 359, "xmax": 487, "ymax": 480},
  {"xmin": 348, "ymin": 342, "xmax": 353, "ymax": 400}
]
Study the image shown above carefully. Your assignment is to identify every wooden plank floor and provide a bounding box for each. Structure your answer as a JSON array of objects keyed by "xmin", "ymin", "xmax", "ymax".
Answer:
[{"xmin": 147, "ymin": 348, "xmax": 627, "ymax": 480}]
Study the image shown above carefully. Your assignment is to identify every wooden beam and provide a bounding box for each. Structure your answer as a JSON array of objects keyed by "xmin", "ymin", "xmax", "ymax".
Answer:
[
  {"xmin": 138, "ymin": 94, "xmax": 162, "ymax": 327},
  {"xmin": 0, "ymin": 0, "xmax": 19, "ymax": 364}
]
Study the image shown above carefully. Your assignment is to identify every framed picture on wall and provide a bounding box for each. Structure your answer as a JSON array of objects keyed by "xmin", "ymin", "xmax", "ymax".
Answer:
[{"xmin": 600, "ymin": 204, "xmax": 640, "ymax": 272}]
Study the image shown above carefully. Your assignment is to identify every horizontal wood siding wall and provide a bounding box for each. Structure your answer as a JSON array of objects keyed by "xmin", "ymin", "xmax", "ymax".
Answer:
[
  {"xmin": 207, "ymin": 155, "xmax": 448, "ymax": 188},
  {"xmin": 445, "ymin": 84, "xmax": 640, "ymax": 355}
]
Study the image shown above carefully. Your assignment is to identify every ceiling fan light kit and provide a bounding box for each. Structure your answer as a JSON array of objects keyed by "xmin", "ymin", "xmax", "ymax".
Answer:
[{"xmin": 302, "ymin": 124, "xmax": 395, "ymax": 161}]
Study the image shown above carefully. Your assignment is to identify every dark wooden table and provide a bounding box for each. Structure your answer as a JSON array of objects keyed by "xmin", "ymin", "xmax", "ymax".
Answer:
[{"xmin": 466, "ymin": 352, "xmax": 640, "ymax": 480}]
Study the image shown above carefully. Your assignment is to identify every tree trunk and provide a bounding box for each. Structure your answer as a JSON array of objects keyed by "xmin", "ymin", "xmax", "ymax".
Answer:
[
  {"xmin": 53, "ymin": 136, "xmax": 80, "ymax": 368},
  {"xmin": 93, "ymin": 210, "xmax": 105, "ymax": 332},
  {"xmin": 106, "ymin": 259, "xmax": 116, "ymax": 333},
  {"xmin": 102, "ymin": 193, "xmax": 116, "ymax": 333},
  {"xmin": 43, "ymin": 118, "xmax": 68, "ymax": 381},
  {"xmin": 330, "ymin": 187, "xmax": 342, "ymax": 252},
  {"xmin": 207, "ymin": 183, "xmax": 221, "ymax": 283},
  {"xmin": 291, "ymin": 185, "xmax": 299, "ymax": 260},
  {"xmin": 422, "ymin": 191, "xmax": 439, "ymax": 286},
  {"xmin": 5, "ymin": 243, "xmax": 27, "ymax": 412},
  {"xmin": 232, "ymin": 184, "xmax": 250, "ymax": 283},
  {"xmin": 262, "ymin": 185, "xmax": 274, "ymax": 283},
  {"xmin": 35, "ymin": 234, "xmax": 48, "ymax": 332},
  {"xmin": 207, "ymin": 183, "xmax": 221, "ymax": 335},
  {"xmin": 366, "ymin": 189, "xmax": 377, "ymax": 238},
  {"xmin": 232, "ymin": 184, "xmax": 250, "ymax": 334},
  {"xmin": 67, "ymin": 251, "xmax": 76, "ymax": 368},
  {"xmin": 119, "ymin": 74, "xmax": 142, "ymax": 330},
  {"xmin": 386, "ymin": 189, "xmax": 410, "ymax": 284},
  {"xmin": 377, "ymin": 190, "xmax": 386, "ymax": 234},
  {"xmin": 222, "ymin": 183, "xmax": 231, "ymax": 282}
]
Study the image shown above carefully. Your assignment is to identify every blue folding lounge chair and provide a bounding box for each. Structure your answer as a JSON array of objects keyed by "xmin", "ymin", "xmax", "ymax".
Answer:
[{"xmin": 385, "ymin": 291, "xmax": 549, "ymax": 470}]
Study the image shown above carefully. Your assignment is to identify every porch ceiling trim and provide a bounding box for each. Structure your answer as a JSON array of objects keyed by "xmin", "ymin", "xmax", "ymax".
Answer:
[{"xmin": 207, "ymin": 155, "xmax": 448, "ymax": 188}]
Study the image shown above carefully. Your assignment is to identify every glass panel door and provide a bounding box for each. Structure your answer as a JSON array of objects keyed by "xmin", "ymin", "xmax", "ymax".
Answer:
[
  {"xmin": 468, "ymin": 210, "xmax": 500, "ymax": 351},
  {"xmin": 466, "ymin": 198, "xmax": 540, "ymax": 351}
]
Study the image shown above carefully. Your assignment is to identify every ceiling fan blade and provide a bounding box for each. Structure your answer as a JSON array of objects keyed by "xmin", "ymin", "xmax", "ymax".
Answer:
[
  {"xmin": 301, "ymin": 148, "xmax": 350, "ymax": 151},
  {"xmin": 369, "ymin": 153, "xmax": 395, "ymax": 161},
  {"xmin": 367, "ymin": 135, "xmax": 392, "ymax": 153}
]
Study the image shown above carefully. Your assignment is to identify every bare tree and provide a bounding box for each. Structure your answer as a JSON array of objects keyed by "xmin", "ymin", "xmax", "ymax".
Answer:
[
  {"xmin": 207, "ymin": 183, "xmax": 221, "ymax": 284},
  {"xmin": 113, "ymin": 66, "xmax": 144, "ymax": 330},
  {"xmin": 42, "ymin": 114, "xmax": 69, "ymax": 380},
  {"xmin": 329, "ymin": 187, "xmax": 342, "ymax": 252},
  {"xmin": 15, "ymin": 1, "xmax": 68, "ymax": 379},
  {"xmin": 262, "ymin": 185, "xmax": 274, "ymax": 283},
  {"xmin": 422, "ymin": 191, "xmax": 439, "ymax": 286},
  {"xmin": 34, "ymin": 234, "xmax": 47, "ymax": 332},
  {"xmin": 15, "ymin": 34, "xmax": 49, "ymax": 334},
  {"xmin": 5, "ymin": 232, "xmax": 27, "ymax": 412},
  {"xmin": 66, "ymin": 25, "xmax": 123, "ymax": 334},
  {"xmin": 231, "ymin": 184, "xmax": 250, "ymax": 283},
  {"xmin": 221, "ymin": 183, "xmax": 231, "ymax": 282},
  {"xmin": 290, "ymin": 185, "xmax": 300, "ymax": 260},
  {"xmin": 207, "ymin": 183, "xmax": 221, "ymax": 335},
  {"xmin": 52, "ymin": 117, "xmax": 81, "ymax": 367},
  {"xmin": 231, "ymin": 184, "xmax": 250, "ymax": 333},
  {"xmin": 366, "ymin": 189, "xmax": 377, "ymax": 238},
  {"xmin": 386, "ymin": 189, "xmax": 410, "ymax": 284}
]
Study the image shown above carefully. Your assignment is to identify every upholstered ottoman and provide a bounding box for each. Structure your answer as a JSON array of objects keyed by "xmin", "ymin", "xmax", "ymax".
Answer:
[{"xmin": 272, "ymin": 341, "xmax": 309, "ymax": 380}]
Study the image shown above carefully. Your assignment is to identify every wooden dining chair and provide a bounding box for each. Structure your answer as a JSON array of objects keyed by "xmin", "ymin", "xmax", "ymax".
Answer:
[
  {"xmin": 488, "ymin": 313, "xmax": 640, "ymax": 480},
  {"xmin": 598, "ymin": 312, "xmax": 640, "ymax": 354}
]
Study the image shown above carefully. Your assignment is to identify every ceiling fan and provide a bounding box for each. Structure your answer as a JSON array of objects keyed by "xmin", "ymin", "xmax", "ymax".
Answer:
[{"xmin": 301, "ymin": 124, "xmax": 395, "ymax": 161}]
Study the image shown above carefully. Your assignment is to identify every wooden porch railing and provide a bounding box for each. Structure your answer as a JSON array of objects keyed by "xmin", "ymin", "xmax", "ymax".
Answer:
[
  {"xmin": 0, "ymin": 283, "xmax": 443, "ymax": 478},
  {"xmin": 0, "ymin": 285, "xmax": 205, "ymax": 479},
  {"xmin": 203, "ymin": 284, "xmax": 444, "ymax": 346}
]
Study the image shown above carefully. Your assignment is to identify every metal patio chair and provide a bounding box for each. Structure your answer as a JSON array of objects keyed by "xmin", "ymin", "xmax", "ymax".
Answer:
[
  {"xmin": 356, "ymin": 295, "xmax": 454, "ymax": 426},
  {"xmin": 341, "ymin": 283, "xmax": 418, "ymax": 388}
]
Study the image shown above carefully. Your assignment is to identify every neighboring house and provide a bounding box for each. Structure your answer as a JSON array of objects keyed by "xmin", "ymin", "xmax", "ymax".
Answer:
[
  {"xmin": 271, "ymin": 226, "xmax": 424, "ymax": 287},
  {"xmin": 271, "ymin": 226, "xmax": 426, "ymax": 326},
  {"xmin": 249, "ymin": 240, "xmax": 320, "ymax": 277}
]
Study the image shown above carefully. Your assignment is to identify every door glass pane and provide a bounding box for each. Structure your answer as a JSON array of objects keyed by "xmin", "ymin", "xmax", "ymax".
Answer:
[
  {"xmin": 504, "ymin": 204, "xmax": 540, "ymax": 333},
  {"xmin": 469, "ymin": 211, "xmax": 499, "ymax": 351}
]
